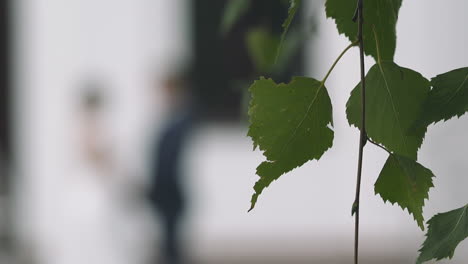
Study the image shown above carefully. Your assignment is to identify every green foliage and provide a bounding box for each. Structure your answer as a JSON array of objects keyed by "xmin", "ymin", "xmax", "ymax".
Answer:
[
  {"xmin": 239, "ymin": 1, "xmax": 468, "ymax": 262},
  {"xmin": 417, "ymin": 204, "xmax": 468, "ymax": 263},
  {"xmin": 220, "ymin": 0, "xmax": 250, "ymax": 34},
  {"xmin": 346, "ymin": 62, "xmax": 430, "ymax": 159},
  {"xmin": 246, "ymin": 28, "xmax": 281, "ymax": 73},
  {"xmin": 246, "ymin": 27, "xmax": 304, "ymax": 74},
  {"xmin": 277, "ymin": 0, "xmax": 301, "ymax": 60},
  {"xmin": 247, "ymin": 77, "xmax": 333, "ymax": 210},
  {"xmin": 415, "ymin": 67, "xmax": 468, "ymax": 129},
  {"xmin": 325, "ymin": 0, "xmax": 402, "ymax": 61},
  {"xmin": 375, "ymin": 154, "xmax": 434, "ymax": 229},
  {"xmin": 220, "ymin": 0, "xmax": 304, "ymax": 74}
]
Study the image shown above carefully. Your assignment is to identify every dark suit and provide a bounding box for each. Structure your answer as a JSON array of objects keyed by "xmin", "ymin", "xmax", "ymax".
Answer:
[{"xmin": 149, "ymin": 108, "xmax": 193, "ymax": 264}]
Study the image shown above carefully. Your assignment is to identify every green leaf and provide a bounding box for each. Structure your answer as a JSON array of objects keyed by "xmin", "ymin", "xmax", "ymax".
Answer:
[
  {"xmin": 220, "ymin": 0, "xmax": 250, "ymax": 35},
  {"xmin": 246, "ymin": 26, "xmax": 304, "ymax": 74},
  {"xmin": 346, "ymin": 62, "xmax": 430, "ymax": 159},
  {"xmin": 375, "ymin": 154, "xmax": 434, "ymax": 230},
  {"xmin": 325, "ymin": 0, "xmax": 402, "ymax": 61},
  {"xmin": 274, "ymin": 28, "xmax": 304, "ymax": 73},
  {"xmin": 248, "ymin": 76, "xmax": 334, "ymax": 211},
  {"xmin": 246, "ymin": 27, "xmax": 280, "ymax": 73},
  {"xmin": 277, "ymin": 0, "xmax": 301, "ymax": 60},
  {"xmin": 417, "ymin": 204, "xmax": 468, "ymax": 263},
  {"xmin": 414, "ymin": 67, "xmax": 468, "ymax": 129}
]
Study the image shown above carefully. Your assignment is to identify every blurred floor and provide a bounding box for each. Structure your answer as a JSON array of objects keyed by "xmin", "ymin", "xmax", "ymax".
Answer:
[{"xmin": 198, "ymin": 256, "xmax": 413, "ymax": 264}]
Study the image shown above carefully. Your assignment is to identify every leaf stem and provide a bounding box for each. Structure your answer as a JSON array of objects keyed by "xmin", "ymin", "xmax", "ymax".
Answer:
[
  {"xmin": 368, "ymin": 138, "xmax": 391, "ymax": 155},
  {"xmin": 353, "ymin": 1, "xmax": 366, "ymax": 264},
  {"xmin": 321, "ymin": 41, "xmax": 358, "ymax": 84}
]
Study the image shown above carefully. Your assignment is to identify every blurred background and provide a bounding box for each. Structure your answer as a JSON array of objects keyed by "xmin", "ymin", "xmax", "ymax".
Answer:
[{"xmin": 0, "ymin": 0, "xmax": 466, "ymax": 263}]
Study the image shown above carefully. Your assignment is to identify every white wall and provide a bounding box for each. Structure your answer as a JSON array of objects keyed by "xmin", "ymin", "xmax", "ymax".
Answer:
[{"xmin": 13, "ymin": 0, "xmax": 190, "ymax": 263}]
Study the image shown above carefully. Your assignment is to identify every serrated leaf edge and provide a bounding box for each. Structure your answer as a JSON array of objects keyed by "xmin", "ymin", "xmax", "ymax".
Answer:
[
  {"xmin": 375, "ymin": 155, "xmax": 435, "ymax": 230},
  {"xmin": 247, "ymin": 76, "xmax": 334, "ymax": 211},
  {"xmin": 416, "ymin": 204, "xmax": 468, "ymax": 263}
]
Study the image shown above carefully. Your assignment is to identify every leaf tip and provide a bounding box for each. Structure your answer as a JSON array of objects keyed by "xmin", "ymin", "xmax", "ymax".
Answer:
[{"xmin": 248, "ymin": 193, "xmax": 259, "ymax": 212}]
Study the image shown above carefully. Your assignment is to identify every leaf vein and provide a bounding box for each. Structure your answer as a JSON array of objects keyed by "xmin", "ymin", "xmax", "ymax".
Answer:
[
  {"xmin": 279, "ymin": 83, "xmax": 324, "ymax": 156},
  {"xmin": 441, "ymin": 72, "xmax": 468, "ymax": 111},
  {"xmin": 432, "ymin": 204, "xmax": 468, "ymax": 254},
  {"xmin": 378, "ymin": 63, "xmax": 410, "ymax": 156}
]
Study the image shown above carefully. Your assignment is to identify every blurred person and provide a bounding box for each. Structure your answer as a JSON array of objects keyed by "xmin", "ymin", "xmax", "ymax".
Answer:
[
  {"xmin": 148, "ymin": 69, "xmax": 196, "ymax": 264},
  {"xmin": 58, "ymin": 84, "xmax": 119, "ymax": 264},
  {"xmin": 38, "ymin": 82, "xmax": 137, "ymax": 264}
]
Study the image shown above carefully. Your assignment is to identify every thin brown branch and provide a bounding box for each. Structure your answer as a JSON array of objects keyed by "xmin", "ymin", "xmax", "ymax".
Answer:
[{"xmin": 353, "ymin": 0, "xmax": 366, "ymax": 264}]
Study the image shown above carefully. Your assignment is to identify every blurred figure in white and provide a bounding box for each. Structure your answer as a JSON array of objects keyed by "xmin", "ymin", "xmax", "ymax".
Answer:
[{"xmin": 37, "ymin": 82, "xmax": 138, "ymax": 264}]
